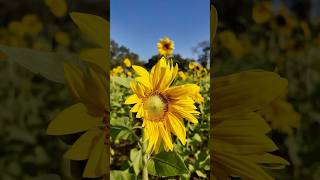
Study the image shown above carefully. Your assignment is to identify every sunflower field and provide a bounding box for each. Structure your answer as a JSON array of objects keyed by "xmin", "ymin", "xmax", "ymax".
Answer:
[{"xmin": 110, "ymin": 51, "xmax": 210, "ymax": 179}]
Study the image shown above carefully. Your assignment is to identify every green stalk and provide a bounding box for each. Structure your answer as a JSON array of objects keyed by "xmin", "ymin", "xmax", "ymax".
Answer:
[{"xmin": 142, "ymin": 136, "xmax": 149, "ymax": 180}]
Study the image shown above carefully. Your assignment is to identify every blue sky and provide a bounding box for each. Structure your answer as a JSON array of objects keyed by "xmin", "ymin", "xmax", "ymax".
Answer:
[{"xmin": 111, "ymin": 0, "xmax": 209, "ymax": 61}]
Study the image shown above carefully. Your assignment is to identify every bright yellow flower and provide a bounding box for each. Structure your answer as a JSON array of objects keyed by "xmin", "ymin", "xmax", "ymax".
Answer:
[
  {"xmin": 252, "ymin": 1, "xmax": 272, "ymax": 24},
  {"xmin": 55, "ymin": 31, "xmax": 71, "ymax": 46},
  {"xmin": 261, "ymin": 97, "xmax": 300, "ymax": 135},
  {"xmin": 123, "ymin": 58, "xmax": 132, "ymax": 67},
  {"xmin": 125, "ymin": 57, "xmax": 202, "ymax": 153},
  {"xmin": 178, "ymin": 71, "xmax": 186, "ymax": 80},
  {"xmin": 211, "ymin": 70, "xmax": 289, "ymax": 179},
  {"xmin": 127, "ymin": 71, "xmax": 132, "ymax": 77},
  {"xmin": 45, "ymin": 0, "xmax": 68, "ymax": 17},
  {"xmin": 21, "ymin": 14, "xmax": 43, "ymax": 36},
  {"xmin": 157, "ymin": 37, "xmax": 174, "ymax": 56},
  {"xmin": 189, "ymin": 62, "xmax": 196, "ymax": 70}
]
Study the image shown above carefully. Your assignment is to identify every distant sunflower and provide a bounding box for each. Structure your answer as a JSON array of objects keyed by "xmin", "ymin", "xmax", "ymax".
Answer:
[
  {"xmin": 211, "ymin": 70, "xmax": 289, "ymax": 180},
  {"xmin": 271, "ymin": 7, "xmax": 296, "ymax": 36},
  {"xmin": 125, "ymin": 57, "xmax": 202, "ymax": 153},
  {"xmin": 123, "ymin": 58, "xmax": 132, "ymax": 67},
  {"xmin": 157, "ymin": 37, "xmax": 174, "ymax": 56},
  {"xmin": 252, "ymin": 1, "xmax": 272, "ymax": 24}
]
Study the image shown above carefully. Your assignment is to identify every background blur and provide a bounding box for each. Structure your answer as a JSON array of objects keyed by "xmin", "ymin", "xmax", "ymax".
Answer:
[
  {"xmin": 214, "ymin": 0, "xmax": 320, "ymax": 179},
  {"xmin": 0, "ymin": 0, "xmax": 107, "ymax": 179}
]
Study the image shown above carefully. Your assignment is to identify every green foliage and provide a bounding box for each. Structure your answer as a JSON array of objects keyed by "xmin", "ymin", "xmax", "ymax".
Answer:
[
  {"xmin": 111, "ymin": 40, "xmax": 143, "ymax": 68},
  {"xmin": 147, "ymin": 151, "xmax": 188, "ymax": 177}
]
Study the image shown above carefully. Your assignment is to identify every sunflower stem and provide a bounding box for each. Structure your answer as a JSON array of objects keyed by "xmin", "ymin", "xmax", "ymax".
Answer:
[{"xmin": 142, "ymin": 136, "xmax": 149, "ymax": 180}]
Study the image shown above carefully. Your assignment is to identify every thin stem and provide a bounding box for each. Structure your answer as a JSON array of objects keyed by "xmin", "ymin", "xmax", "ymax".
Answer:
[{"xmin": 142, "ymin": 135, "xmax": 149, "ymax": 180}]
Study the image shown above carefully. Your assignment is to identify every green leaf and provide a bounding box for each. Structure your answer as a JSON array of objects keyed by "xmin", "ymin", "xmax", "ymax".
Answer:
[
  {"xmin": 147, "ymin": 151, "xmax": 188, "ymax": 177},
  {"xmin": 112, "ymin": 76, "xmax": 131, "ymax": 88},
  {"xmin": 110, "ymin": 170, "xmax": 136, "ymax": 180},
  {"xmin": 130, "ymin": 148, "xmax": 142, "ymax": 175},
  {"xmin": 0, "ymin": 45, "xmax": 81, "ymax": 83}
]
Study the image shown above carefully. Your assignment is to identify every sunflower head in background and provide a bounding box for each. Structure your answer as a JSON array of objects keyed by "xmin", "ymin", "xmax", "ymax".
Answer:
[
  {"xmin": 252, "ymin": 1, "xmax": 272, "ymax": 24},
  {"xmin": 157, "ymin": 37, "xmax": 175, "ymax": 56}
]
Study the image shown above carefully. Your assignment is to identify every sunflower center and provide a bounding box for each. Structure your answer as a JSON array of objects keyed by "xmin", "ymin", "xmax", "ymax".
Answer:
[
  {"xmin": 145, "ymin": 95, "xmax": 166, "ymax": 117},
  {"xmin": 276, "ymin": 15, "xmax": 287, "ymax": 26},
  {"xmin": 163, "ymin": 43, "xmax": 170, "ymax": 50}
]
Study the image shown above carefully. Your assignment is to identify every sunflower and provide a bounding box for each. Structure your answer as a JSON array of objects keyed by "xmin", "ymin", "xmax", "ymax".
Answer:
[
  {"xmin": 157, "ymin": 37, "xmax": 174, "ymax": 56},
  {"xmin": 123, "ymin": 58, "xmax": 132, "ymax": 67},
  {"xmin": 271, "ymin": 7, "xmax": 296, "ymax": 36},
  {"xmin": 47, "ymin": 12, "xmax": 110, "ymax": 178},
  {"xmin": 47, "ymin": 64, "xmax": 109, "ymax": 178},
  {"xmin": 211, "ymin": 70, "xmax": 289, "ymax": 179},
  {"xmin": 125, "ymin": 57, "xmax": 202, "ymax": 153},
  {"xmin": 252, "ymin": 1, "xmax": 272, "ymax": 24}
]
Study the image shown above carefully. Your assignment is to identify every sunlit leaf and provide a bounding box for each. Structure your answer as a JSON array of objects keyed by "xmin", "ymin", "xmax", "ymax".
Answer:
[
  {"xmin": 130, "ymin": 148, "xmax": 142, "ymax": 175},
  {"xmin": 147, "ymin": 151, "xmax": 188, "ymax": 177},
  {"xmin": 110, "ymin": 170, "xmax": 135, "ymax": 180}
]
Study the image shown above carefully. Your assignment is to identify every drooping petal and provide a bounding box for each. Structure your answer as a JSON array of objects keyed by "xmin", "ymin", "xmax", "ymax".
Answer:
[
  {"xmin": 83, "ymin": 135, "xmax": 108, "ymax": 177},
  {"xmin": 158, "ymin": 122, "xmax": 173, "ymax": 151},
  {"xmin": 64, "ymin": 128, "xmax": 102, "ymax": 160},
  {"xmin": 171, "ymin": 105, "xmax": 198, "ymax": 124},
  {"xmin": 167, "ymin": 113, "xmax": 186, "ymax": 145}
]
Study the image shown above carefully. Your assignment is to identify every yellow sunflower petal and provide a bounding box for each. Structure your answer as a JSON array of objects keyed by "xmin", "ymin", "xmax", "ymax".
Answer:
[
  {"xmin": 167, "ymin": 113, "xmax": 186, "ymax": 145},
  {"xmin": 124, "ymin": 94, "xmax": 141, "ymax": 104},
  {"xmin": 47, "ymin": 103, "xmax": 102, "ymax": 135},
  {"xmin": 64, "ymin": 63, "xmax": 85, "ymax": 101},
  {"xmin": 248, "ymin": 153, "xmax": 290, "ymax": 169},
  {"xmin": 214, "ymin": 152, "xmax": 273, "ymax": 180},
  {"xmin": 165, "ymin": 84, "xmax": 200, "ymax": 99},
  {"xmin": 171, "ymin": 105, "xmax": 198, "ymax": 124},
  {"xmin": 213, "ymin": 70, "xmax": 288, "ymax": 118},
  {"xmin": 158, "ymin": 122, "xmax": 173, "ymax": 151},
  {"xmin": 132, "ymin": 65, "xmax": 149, "ymax": 79},
  {"xmin": 64, "ymin": 128, "xmax": 102, "ymax": 160},
  {"xmin": 70, "ymin": 12, "xmax": 109, "ymax": 48},
  {"xmin": 130, "ymin": 103, "xmax": 142, "ymax": 113},
  {"xmin": 83, "ymin": 136, "xmax": 107, "ymax": 178}
]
